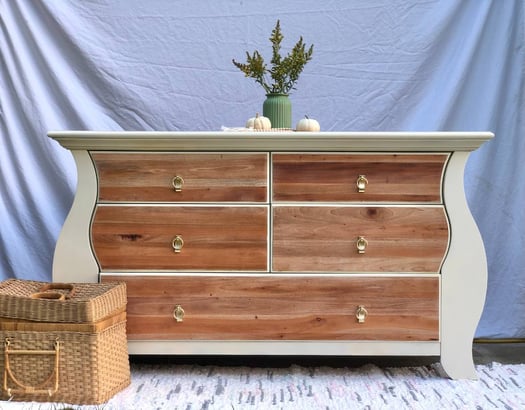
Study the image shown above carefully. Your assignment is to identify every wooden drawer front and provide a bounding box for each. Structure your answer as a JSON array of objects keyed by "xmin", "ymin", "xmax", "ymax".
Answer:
[
  {"xmin": 273, "ymin": 206, "xmax": 448, "ymax": 272},
  {"xmin": 272, "ymin": 154, "xmax": 447, "ymax": 203},
  {"xmin": 92, "ymin": 206, "xmax": 268, "ymax": 271},
  {"xmin": 102, "ymin": 275, "xmax": 439, "ymax": 341},
  {"xmin": 92, "ymin": 153, "xmax": 268, "ymax": 202}
]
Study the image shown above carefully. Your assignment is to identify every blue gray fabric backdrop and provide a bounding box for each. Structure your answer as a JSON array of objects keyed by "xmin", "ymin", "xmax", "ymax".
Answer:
[{"xmin": 1, "ymin": 0, "xmax": 524, "ymax": 339}]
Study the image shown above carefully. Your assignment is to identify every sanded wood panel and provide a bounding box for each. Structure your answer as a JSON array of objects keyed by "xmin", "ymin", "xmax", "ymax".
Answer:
[
  {"xmin": 92, "ymin": 153, "xmax": 268, "ymax": 202},
  {"xmin": 102, "ymin": 275, "xmax": 439, "ymax": 341},
  {"xmin": 272, "ymin": 154, "xmax": 447, "ymax": 203},
  {"xmin": 272, "ymin": 206, "xmax": 448, "ymax": 272},
  {"xmin": 92, "ymin": 206, "xmax": 268, "ymax": 271}
]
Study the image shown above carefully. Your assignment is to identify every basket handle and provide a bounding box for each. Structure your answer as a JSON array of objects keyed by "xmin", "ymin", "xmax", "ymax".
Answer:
[
  {"xmin": 3, "ymin": 337, "xmax": 60, "ymax": 398},
  {"xmin": 30, "ymin": 283, "xmax": 76, "ymax": 300}
]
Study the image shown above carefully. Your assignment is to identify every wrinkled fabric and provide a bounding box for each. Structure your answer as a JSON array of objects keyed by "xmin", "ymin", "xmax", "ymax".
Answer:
[{"xmin": 1, "ymin": 0, "xmax": 523, "ymax": 338}]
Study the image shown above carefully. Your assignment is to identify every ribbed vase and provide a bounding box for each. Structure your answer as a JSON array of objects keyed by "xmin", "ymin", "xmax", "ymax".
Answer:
[{"xmin": 262, "ymin": 93, "xmax": 292, "ymax": 129}]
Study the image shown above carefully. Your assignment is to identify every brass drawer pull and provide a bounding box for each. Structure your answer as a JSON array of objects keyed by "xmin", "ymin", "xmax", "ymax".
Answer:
[
  {"xmin": 173, "ymin": 305, "xmax": 185, "ymax": 322},
  {"xmin": 172, "ymin": 175, "xmax": 184, "ymax": 192},
  {"xmin": 356, "ymin": 175, "xmax": 368, "ymax": 193},
  {"xmin": 356, "ymin": 236, "xmax": 368, "ymax": 254},
  {"xmin": 356, "ymin": 305, "xmax": 368, "ymax": 323},
  {"xmin": 171, "ymin": 235, "xmax": 184, "ymax": 253}
]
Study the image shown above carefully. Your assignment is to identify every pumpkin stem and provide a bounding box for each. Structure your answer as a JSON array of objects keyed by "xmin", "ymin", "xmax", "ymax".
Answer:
[{"xmin": 305, "ymin": 115, "xmax": 309, "ymax": 119}]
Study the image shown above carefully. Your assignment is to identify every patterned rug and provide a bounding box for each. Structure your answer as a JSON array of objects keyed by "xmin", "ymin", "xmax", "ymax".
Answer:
[{"xmin": 2, "ymin": 362, "xmax": 524, "ymax": 409}]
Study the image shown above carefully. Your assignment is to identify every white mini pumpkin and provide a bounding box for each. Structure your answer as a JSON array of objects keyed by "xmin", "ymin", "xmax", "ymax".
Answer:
[
  {"xmin": 246, "ymin": 113, "xmax": 271, "ymax": 131},
  {"xmin": 296, "ymin": 115, "xmax": 320, "ymax": 132}
]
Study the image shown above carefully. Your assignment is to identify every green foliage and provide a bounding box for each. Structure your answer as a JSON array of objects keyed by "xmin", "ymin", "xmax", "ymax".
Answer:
[{"xmin": 232, "ymin": 20, "xmax": 314, "ymax": 95}]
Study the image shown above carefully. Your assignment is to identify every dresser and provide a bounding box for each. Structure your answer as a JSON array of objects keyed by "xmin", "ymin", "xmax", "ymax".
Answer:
[{"xmin": 48, "ymin": 131, "xmax": 493, "ymax": 379}]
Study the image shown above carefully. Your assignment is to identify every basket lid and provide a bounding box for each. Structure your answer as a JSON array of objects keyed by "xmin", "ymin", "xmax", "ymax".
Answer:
[{"xmin": 0, "ymin": 279, "xmax": 126, "ymax": 323}]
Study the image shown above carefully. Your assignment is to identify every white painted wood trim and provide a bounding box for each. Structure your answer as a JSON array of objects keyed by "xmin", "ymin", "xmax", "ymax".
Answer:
[
  {"xmin": 52, "ymin": 150, "xmax": 99, "ymax": 283},
  {"xmin": 128, "ymin": 340, "xmax": 441, "ymax": 356},
  {"xmin": 48, "ymin": 131, "xmax": 493, "ymax": 152},
  {"xmin": 440, "ymin": 151, "xmax": 488, "ymax": 379}
]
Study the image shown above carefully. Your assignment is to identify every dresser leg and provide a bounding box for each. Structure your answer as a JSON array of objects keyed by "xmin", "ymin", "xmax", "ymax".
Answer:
[
  {"xmin": 440, "ymin": 152, "xmax": 488, "ymax": 379},
  {"xmin": 440, "ymin": 341, "xmax": 477, "ymax": 379}
]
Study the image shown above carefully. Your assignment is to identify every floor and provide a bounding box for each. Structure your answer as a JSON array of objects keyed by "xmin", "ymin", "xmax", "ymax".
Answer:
[
  {"xmin": 130, "ymin": 342, "xmax": 525, "ymax": 368},
  {"xmin": 472, "ymin": 341, "xmax": 525, "ymax": 365}
]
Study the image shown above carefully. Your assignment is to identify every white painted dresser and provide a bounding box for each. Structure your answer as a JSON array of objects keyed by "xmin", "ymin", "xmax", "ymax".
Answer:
[{"xmin": 48, "ymin": 131, "xmax": 493, "ymax": 379}]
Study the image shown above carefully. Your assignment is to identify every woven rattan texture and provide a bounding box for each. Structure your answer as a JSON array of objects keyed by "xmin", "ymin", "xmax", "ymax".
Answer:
[
  {"xmin": 0, "ymin": 320, "xmax": 130, "ymax": 404},
  {"xmin": 0, "ymin": 279, "xmax": 126, "ymax": 323}
]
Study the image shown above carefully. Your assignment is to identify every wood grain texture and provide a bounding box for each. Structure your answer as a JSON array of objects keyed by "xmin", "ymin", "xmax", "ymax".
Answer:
[
  {"xmin": 272, "ymin": 206, "xmax": 448, "ymax": 272},
  {"xmin": 92, "ymin": 206, "xmax": 268, "ymax": 271},
  {"xmin": 92, "ymin": 153, "xmax": 268, "ymax": 202},
  {"xmin": 102, "ymin": 275, "xmax": 439, "ymax": 341},
  {"xmin": 272, "ymin": 154, "xmax": 447, "ymax": 203}
]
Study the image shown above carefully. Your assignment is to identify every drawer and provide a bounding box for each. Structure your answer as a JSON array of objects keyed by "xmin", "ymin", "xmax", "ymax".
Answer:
[
  {"xmin": 272, "ymin": 154, "xmax": 447, "ymax": 203},
  {"xmin": 272, "ymin": 206, "xmax": 448, "ymax": 272},
  {"xmin": 92, "ymin": 153, "xmax": 268, "ymax": 202},
  {"xmin": 101, "ymin": 275, "xmax": 439, "ymax": 341},
  {"xmin": 92, "ymin": 206, "xmax": 268, "ymax": 271}
]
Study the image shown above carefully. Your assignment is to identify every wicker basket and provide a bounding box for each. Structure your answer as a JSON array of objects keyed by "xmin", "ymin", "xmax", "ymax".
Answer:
[{"xmin": 0, "ymin": 279, "xmax": 130, "ymax": 405}]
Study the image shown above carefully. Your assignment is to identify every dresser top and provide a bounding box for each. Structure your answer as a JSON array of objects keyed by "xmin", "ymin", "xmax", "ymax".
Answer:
[{"xmin": 48, "ymin": 131, "xmax": 493, "ymax": 152}]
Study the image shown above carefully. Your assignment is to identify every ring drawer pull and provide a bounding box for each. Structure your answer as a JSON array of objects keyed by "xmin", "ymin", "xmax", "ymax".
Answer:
[
  {"xmin": 356, "ymin": 305, "xmax": 368, "ymax": 323},
  {"xmin": 172, "ymin": 175, "xmax": 184, "ymax": 192},
  {"xmin": 173, "ymin": 305, "xmax": 185, "ymax": 322},
  {"xmin": 356, "ymin": 236, "xmax": 368, "ymax": 254},
  {"xmin": 356, "ymin": 175, "xmax": 368, "ymax": 193},
  {"xmin": 171, "ymin": 235, "xmax": 184, "ymax": 253}
]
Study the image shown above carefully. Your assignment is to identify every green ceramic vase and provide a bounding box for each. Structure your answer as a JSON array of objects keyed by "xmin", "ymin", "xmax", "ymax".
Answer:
[{"xmin": 263, "ymin": 93, "xmax": 292, "ymax": 129}]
